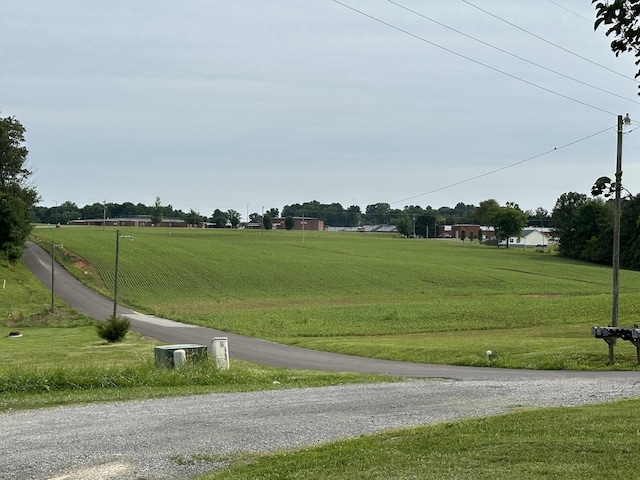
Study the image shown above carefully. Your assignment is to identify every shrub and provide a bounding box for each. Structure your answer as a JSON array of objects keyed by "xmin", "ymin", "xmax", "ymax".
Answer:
[{"xmin": 96, "ymin": 316, "xmax": 130, "ymax": 343}]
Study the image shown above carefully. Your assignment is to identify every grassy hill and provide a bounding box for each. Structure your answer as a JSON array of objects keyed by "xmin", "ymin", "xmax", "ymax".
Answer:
[{"xmin": 31, "ymin": 226, "xmax": 640, "ymax": 369}]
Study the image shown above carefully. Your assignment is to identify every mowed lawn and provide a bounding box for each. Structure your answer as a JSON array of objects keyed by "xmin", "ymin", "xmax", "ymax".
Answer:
[{"xmin": 32, "ymin": 227, "xmax": 640, "ymax": 369}]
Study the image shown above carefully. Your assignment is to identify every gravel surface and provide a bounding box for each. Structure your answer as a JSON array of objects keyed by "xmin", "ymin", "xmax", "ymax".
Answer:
[{"xmin": 2, "ymin": 378, "xmax": 639, "ymax": 480}]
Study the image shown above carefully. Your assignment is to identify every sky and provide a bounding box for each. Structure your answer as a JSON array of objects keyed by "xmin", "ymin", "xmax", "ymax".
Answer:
[{"xmin": 3, "ymin": 1, "xmax": 640, "ymax": 220}]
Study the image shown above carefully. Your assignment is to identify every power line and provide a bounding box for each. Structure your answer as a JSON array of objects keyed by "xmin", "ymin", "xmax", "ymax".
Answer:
[
  {"xmin": 331, "ymin": 0, "xmax": 619, "ymax": 116},
  {"xmin": 390, "ymin": 126, "xmax": 614, "ymax": 206},
  {"xmin": 545, "ymin": 0, "xmax": 593, "ymax": 24},
  {"xmin": 387, "ymin": 0, "xmax": 640, "ymax": 106},
  {"xmin": 461, "ymin": 0, "xmax": 640, "ymax": 85}
]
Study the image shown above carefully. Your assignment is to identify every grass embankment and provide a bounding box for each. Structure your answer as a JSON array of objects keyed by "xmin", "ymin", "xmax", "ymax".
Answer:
[
  {"xmin": 33, "ymin": 226, "xmax": 640, "ymax": 369},
  {"xmin": 197, "ymin": 398, "xmax": 640, "ymax": 480}
]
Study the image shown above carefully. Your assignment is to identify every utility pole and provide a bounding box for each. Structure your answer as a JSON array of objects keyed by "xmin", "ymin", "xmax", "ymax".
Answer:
[
  {"xmin": 113, "ymin": 230, "xmax": 120, "ymax": 319},
  {"xmin": 113, "ymin": 230, "xmax": 133, "ymax": 318},
  {"xmin": 50, "ymin": 242, "xmax": 63, "ymax": 312},
  {"xmin": 609, "ymin": 113, "xmax": 630, "ymax": 364}
]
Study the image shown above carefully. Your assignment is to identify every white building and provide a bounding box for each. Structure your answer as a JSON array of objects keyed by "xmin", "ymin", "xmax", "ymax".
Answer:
[{"xmin": 502, "ymin": 228, "xmax": 553, "ymax": 248}]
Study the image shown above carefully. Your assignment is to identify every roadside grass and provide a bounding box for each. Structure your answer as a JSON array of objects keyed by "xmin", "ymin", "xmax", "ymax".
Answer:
[
  {"xmin": 0, "ymin": 319, "xmax": 396, "ymax": 412},
  {"xmin": 0, "ymin": 258, "xmax": 53, "ymax": 319},
  {"xmin": 31, "ymin": 227, "xmax": 640, "ymax": 369},
  {"xmin": 286, "ymin": 324, "xmax": 640, "ymax": 369},
  {"xmin": 197, "ymin": 398, "xmax": 640, "ymax": 480}
]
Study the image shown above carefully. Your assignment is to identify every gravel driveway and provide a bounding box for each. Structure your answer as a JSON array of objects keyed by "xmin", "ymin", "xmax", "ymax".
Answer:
[{"xmin": 2, "ymin": 377, "xmax": 639, "ymax": 480}]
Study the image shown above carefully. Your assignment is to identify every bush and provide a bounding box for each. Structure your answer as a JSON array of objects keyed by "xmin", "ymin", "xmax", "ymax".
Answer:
[{"xmin": 96, "ymin": 316, "xmax": 130, "ymax": 343}]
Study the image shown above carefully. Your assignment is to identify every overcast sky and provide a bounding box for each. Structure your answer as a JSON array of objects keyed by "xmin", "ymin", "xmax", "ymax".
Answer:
[{"xmin": 3, "ymin": 1, "xmax": 640, "ymax": 219}]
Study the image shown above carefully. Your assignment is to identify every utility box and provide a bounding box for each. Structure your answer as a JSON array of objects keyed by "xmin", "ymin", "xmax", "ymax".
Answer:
[
  {"xmin": 211, "ymin": 337, "xmax": 230, "ymax": 370},
  {"xmin": 154, "ymin": 344, "xmax": 207, "ymax": 368}
]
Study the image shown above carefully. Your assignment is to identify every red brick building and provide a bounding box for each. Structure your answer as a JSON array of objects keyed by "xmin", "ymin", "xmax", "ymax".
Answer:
[{"xmin": 272, "ymin": 217, "xmax": 324, "ymax": 231}]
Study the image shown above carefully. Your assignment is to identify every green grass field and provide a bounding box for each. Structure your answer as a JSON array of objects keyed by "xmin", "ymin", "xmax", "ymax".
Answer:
[
  {"xmin": 5, "ymin": 227, "xmax": 640, "ymax": 479},
  {"xmin": 31, "ymin": 226, "xmax": 640, "ymax": 369}
]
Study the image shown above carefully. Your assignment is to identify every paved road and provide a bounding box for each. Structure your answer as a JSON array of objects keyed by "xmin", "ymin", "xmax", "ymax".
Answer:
[{"xmin": 22, "ymin": 241, "xmax": 640, "ymax": 381}]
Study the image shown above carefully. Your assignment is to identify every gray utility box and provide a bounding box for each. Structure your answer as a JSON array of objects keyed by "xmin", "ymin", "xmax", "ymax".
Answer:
[{"xmin": 154, "ymin": 344, "xmax": 207, "ymax": 368}]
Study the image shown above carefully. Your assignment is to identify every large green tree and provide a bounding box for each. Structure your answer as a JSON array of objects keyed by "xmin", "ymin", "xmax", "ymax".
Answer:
[
  {"xmin": 476, "ymin": 198, "xmax": 500, "ymax": 225},
  {"xmin": 493, "ymin": 203, "xmax": 528, "ymax": 248},
  {"xmin": 593, "ymin": 0, "xmax": 640, "ymax": 94},
  {"xmin": 0, "ymin": 115, "xmax": 38, "ymax": 261}
]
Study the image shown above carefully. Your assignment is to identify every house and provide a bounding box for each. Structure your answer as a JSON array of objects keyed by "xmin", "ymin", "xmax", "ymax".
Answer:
[{"xmin": 502, "ymin": 228, "xmax": 551, "ymax": 248}]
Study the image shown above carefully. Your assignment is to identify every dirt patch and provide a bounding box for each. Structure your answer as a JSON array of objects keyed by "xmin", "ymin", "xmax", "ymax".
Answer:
[{"xmin": 74, "ymin": 259, "xmax": 91, "ymax": 271}]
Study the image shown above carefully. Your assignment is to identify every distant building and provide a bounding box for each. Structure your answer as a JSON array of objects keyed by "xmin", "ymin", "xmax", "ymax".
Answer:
[
  {"xmin": 67, "ymin": 215, "xmax": 186, "ymax": 228},
  {"xmin": 502, "ymin": 228, "xmax": 553, "ymax": 248},
  {"xmin": 325, "ymin": 225, "xmax": 397, "ymax": 233},
  {"xmin": 438, "ymin": 224, "xmax": 495, "ymax": 240},
  {"xmin": 272, "ymin": 217, "xmax": 324, "ymax": 231}
]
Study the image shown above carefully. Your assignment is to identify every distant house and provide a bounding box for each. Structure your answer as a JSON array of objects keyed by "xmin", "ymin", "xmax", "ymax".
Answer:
[{"xmin": 502, "ymin": 228, "xmax": 551, "ymax": 248}]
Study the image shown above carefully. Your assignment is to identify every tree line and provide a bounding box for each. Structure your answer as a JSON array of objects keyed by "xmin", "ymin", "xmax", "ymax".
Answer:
[
  {"xmin": 552, "ymin": 192, "xmax": 640, "ymax": 271},
  {"xmin": 30, "ymin": 198, "xmax": 553, "ymax": 231}
]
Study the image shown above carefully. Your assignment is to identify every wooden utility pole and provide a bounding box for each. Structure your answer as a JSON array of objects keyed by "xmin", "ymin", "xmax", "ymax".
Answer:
[{"xmin": 609, "ymin": 114, "xmax": 629, "ymax": 364}]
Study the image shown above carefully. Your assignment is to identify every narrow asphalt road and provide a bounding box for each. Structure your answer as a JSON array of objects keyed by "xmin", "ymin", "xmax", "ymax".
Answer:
[{"xmin": 21, "ymin": 241, "xmax": 639, "ymax": 382}]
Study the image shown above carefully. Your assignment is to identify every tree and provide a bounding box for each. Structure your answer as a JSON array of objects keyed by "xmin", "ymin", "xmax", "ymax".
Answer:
[
  {"xmin": 0, "ymin": 114, "xmax": 38, "ymax": 261},
  {"xmin": 528, "ymin": 207, "xmax": 551, "ymax": 227},
  {"xmin": 620, "ymin": 194, "xmax": 640, "ymax": 270},
  {"xmin": 82, "ymin": 202, "xmax": 107, "ymax": 221},
  {"xmin": 593, "ymin": 0, "xmax": 640, "ymax": 94},
  {"xmin": 552, "ymin": 192, "xmax": 589, "ymax": 257},
  {"xmin": 227, "ymin": 209, "xmax": 241, "ymax": 228},
  {"xmin": 460, "ymin": 229, "xmax": 466, "ymax": 242},
  {"xmin": 267, "ymin": 207, "xmax": 279, "ymax": 219},
  {"xmin": 184, "ymin": 209, "xmax": 201, "ymax": 227},
  {"xmin": 285, "ymin": 216, "xmax": 295, "ymax": 230},
  {"xmin": 415, "ymin": 211, "xmax": 437, "ymax": 238},
  {"xmin": 469, "ymin": 231, "xmax": 475, "ymax": 243},
  {"xmin": 493, "ymin": 204, "xmax": 528, "ymax": 248},
  {"xmin": 346, "ymin": 205, "xmax": 362, "ymax": 227},
  {"xmin": 263, "ymin": 213, "xmax": 273, "ymax": 230},
  {"xmin": 365, "ymin": 203, "xmax": 391, "ymax": 224},
  {"xmin": 56, "ymin": 201, "xmax": 81, "ymax": 224},
  {"xmin": 210, "ymin": 209, "xmax": 227, "ymax": 228},
  {"xmin": 395, "ymin": 211, "xmax": 412, "ymax": 237},
  {"xmin": 476, "ymin": 199, "xmax": 500, "ymax": 225},
  {"xmin": 150, "ymin": 197, "xmax": 163, "ymax": 225}
]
